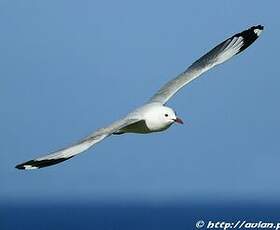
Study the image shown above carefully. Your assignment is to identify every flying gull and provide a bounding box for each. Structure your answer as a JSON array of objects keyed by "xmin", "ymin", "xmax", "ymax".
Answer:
[{"xmin": 16, "ymin": 25, "xmax": 264, "ymax": 170}]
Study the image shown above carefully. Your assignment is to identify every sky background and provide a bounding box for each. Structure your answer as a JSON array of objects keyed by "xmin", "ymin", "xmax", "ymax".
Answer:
[{"xmin": 0, "ymin": 0, "xmax": 279, "ymax": 204}]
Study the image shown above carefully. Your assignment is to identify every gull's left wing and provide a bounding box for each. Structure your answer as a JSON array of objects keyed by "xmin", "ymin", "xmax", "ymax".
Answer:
[
  {"xmin": 15, "ymin": 117, "xmax": 141, "ymax": 170},
  {"xmin": 149, "ymin": 25, "xmax": 264, "ymax": 105}
]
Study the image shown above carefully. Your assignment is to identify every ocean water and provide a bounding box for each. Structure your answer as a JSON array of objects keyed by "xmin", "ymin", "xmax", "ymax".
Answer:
[{"xmin": 1, "ymin": 201, "xmax": 280, "ymax": 230}]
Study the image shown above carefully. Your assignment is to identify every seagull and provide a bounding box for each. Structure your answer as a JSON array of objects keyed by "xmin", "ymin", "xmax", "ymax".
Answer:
[{"xmin": 16, "ymin": 25, "xmax": 264, "ymax": 170}]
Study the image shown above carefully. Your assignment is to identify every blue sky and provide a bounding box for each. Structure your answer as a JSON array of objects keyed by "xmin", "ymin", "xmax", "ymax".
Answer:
[{"xmin": 1, "ymin": 0, "xmax": 279, "ymax": 203}]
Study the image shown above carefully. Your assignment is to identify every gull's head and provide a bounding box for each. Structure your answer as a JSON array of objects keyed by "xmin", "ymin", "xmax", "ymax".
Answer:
[
  {"xmin": 160, "ymin": 106, "xmax": 184, "ymax": 125},
  {"xmin": 144, "ymin": 105, "xmax": 183, "ymax": 132}
]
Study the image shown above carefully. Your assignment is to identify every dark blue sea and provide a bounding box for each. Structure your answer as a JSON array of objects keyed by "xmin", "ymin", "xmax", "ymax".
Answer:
[{"xmin": 1, "ymin": 200, "xmax": 280, "ymax": 230}]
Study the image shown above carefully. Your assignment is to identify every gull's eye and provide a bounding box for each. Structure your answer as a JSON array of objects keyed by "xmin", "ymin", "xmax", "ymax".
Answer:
[{"xmin": 165, "ymin": 113, "xmax": 168, "ymax": 117}]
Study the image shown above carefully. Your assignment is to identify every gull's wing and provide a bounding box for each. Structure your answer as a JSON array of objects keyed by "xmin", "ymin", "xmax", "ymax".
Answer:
[
  {"xmin": 15, "ymin": 117, "xmax": 141, "ymax": 170},
  {"xmin": 149, "ymin": 25, "xmax": 264, "ymax": 104}
]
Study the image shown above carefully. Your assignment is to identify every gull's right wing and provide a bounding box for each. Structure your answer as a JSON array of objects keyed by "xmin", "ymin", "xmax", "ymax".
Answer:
[
  {"xmin": 149, "ymin": 25, "xmax": 264, "ymax": 105},
  {"xmin": 15, "ymin": 117, "xmax": 141, "ymax": 170}
]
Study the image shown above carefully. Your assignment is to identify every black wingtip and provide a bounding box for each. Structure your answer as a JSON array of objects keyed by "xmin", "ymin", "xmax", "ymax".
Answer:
[
  {"xmin": 15, "ymin": 160, "xmax": 39, "ymax": 170},
  {"xmin": 15, "ymin": 164, "xmax": 26, "ymax": 170},
  {"xmin": 15, "ymin": 156, "xmax": 74, "ymax": 170},
  {"xmin": 254, "ymin": 25, "xmax": 264, "ymax": 31},
  {"xmin": 235, "ymin": 24, "xmax": 264, "ymax": 54}
]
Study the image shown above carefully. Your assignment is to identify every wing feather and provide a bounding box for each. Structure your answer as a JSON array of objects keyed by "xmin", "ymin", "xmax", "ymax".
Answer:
[
  {"xmin": 15, "ymin": 117, "xmax": 140, "ymax": 169},
  {"xmin": 149, "ymin": 25, "xmax": 264, "ymax": 104}
]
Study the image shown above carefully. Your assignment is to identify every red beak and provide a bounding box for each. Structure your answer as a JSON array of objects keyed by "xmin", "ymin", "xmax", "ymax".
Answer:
[{"xmin": 174, "ymin": 117, "xmax": 184, "ymax": 124}]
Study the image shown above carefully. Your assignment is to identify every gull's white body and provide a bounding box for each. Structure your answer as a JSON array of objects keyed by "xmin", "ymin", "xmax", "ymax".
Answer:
[
  {"xmin": 16, "ymin": 25, "xmax": 264, "ymax": 170},
  {"xmin": 120, "ymin": 103, "xmax": 177, "ymax": 134}
]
